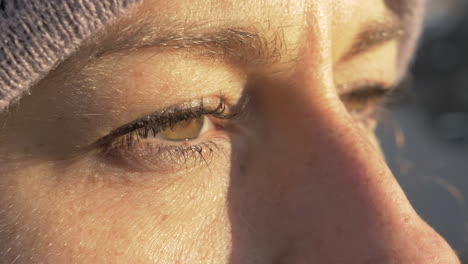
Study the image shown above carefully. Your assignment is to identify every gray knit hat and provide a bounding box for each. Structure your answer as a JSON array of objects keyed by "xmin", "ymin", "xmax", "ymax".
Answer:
[
  {"xmin": 0, "ymin": 0, "xmax": 424, "ymax": 110},
  {"xmin": 0, "ymin": 0, "xmax": 142, "ymax": 109}
]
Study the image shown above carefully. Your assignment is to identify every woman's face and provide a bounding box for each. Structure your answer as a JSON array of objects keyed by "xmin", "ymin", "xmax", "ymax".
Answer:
[{"xmin": 0, "ymin": 0, "xmax": 460, "ymax": 263}]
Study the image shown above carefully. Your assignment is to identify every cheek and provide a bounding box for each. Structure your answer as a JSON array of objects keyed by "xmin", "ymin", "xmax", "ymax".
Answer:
[{"xmin": 0, "ymin": 160, "xmax": 234, "ymax": 263}]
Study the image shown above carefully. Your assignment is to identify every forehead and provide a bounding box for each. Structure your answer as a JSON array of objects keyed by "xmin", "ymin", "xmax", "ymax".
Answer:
[{"xmin": 135, "ymin": 0, "xmax": 391, "ymax": 21}]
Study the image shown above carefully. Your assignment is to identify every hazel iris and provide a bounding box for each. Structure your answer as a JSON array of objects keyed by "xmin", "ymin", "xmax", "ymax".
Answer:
[{"xmin": 159, "ymin": 116, "xmax": 205, "ymax": 141}]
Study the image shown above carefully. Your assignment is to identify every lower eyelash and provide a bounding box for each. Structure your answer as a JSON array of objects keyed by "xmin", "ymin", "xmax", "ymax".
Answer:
[{"xmin": 99, "ymin": 136, "xmax": 226, "ymax": 174}]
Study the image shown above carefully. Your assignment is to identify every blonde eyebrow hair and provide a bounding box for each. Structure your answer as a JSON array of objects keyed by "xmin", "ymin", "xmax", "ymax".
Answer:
[
  {"xmin": 341, "ymin": 18, "xmax": 405, "ymax": 62},
  {"xmin": 87, "ymin": 17, "xmax": 286, "ymax": 66}
]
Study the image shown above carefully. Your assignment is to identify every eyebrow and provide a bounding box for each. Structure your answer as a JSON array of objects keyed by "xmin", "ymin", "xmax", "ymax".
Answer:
[
  {"xmin": 92, "ymin": 16, "xmax": 403, "ymax": 66},
  {"xmin": 340, "ymin": 18, "xmax": 405, "ymax": 62},
  {"xmin": 95, "ymin": 22, "xmax": 281, "ymax": 65}
]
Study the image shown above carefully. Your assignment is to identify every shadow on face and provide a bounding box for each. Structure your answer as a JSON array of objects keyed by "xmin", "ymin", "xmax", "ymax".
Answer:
[{"xmin": 0, "ymin": 0, "xmax": 460, "ymax": 263}]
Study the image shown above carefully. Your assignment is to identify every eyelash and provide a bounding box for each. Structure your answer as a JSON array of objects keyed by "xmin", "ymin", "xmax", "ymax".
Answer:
[
  {"xmin": 95, "ymin": 97, "xmax": 235, "ymax": 172},
  {"xmin": 339, "ymin": 82, "xmax": 395, "ymax": 119},
  {"xmin": 98, "ymin": 98, "xmax": 232, "ymax": 146}
]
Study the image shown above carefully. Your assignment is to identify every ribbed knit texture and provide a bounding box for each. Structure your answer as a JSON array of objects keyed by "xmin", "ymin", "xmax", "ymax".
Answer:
[
  {"xmin": 0, "ymin": 0, "xmax": 423, "ymax": 110},
  {"xmin": 0, "ymin": 0, "xmax": 142, "ymax": 109}
]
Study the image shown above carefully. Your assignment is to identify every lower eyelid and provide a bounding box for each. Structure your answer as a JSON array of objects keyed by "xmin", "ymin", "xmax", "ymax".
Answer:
[{"xmin": 97, "ymin": 132, "xmax": 230, "ymax": 174}]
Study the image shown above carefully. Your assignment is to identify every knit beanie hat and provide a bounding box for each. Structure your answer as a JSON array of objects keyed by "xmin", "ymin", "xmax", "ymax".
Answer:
[
  {"xmin": 0, "ymin": 0, "xmax": 142, "ymax": 109},
  {"xmin": 0, "ymin": 0, "xmax": 424, "ymax": 110}
]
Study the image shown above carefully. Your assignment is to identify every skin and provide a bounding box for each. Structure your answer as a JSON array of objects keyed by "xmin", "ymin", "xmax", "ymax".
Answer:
[{"xmin": 0, "ymin": 0, "xmax": 461, "ymax": 263}]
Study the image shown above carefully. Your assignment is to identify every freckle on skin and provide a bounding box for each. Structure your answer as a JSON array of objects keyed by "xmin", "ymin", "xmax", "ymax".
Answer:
[
  {"xmin": 161, "ymin": 215, "xmax": 168, "ymax": 221},
  {"xmin": 403, "ymin": 215, "xmax": 410, "ymax": 224}
]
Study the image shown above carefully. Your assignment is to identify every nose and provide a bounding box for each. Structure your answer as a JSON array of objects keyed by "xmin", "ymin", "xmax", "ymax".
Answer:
[{"xmin": 228, "ymin": 38, "xmax": 460, "ymax": 264}]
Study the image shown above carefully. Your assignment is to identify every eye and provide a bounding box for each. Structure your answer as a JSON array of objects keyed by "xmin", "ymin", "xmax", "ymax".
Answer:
[
  {"xmin": 158, "ymin": 116, "xmax": 208, "ymax": 142},
  {"xmin": 339, "ymin": 82, "xmax": 392, "ymax": 119},
  {"xmin": 94, "ymin": 97, "xmax": 235, "ymax": 173}
]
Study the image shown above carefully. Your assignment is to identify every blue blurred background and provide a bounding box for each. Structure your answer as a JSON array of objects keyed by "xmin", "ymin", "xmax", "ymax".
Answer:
[{"xmin": 377, "ymin": 0, "xmax": 468, "ymax": 260}]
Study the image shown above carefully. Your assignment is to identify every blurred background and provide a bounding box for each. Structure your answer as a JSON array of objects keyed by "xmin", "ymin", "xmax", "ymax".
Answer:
[{"xmin": 377, "ymin": 0, "xmax": 468, "ymax": 260}]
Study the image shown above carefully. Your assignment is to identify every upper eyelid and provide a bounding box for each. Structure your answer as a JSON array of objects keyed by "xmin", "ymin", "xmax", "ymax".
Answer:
[
  {"xmin": 339, "ymin": 82, "xmax": 395, "ymax": 104},
  {"xmin": 336, "ymin": 80, "xmax": 392, "ymax": 96}
]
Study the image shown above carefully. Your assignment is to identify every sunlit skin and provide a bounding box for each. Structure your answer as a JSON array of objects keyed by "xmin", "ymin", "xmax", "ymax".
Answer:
[{"xmin": 0, "ymin": 0, "xmax": 461, "ymax": 263}]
